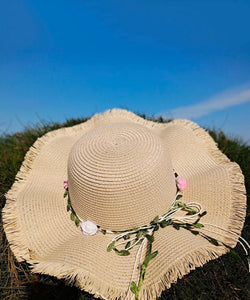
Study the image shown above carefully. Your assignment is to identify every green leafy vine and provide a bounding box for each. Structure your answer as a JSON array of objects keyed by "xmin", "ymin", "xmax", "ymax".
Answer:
[
  {"xmin": 106, "ymin": 195, "xmax": 208, "ymax": 298},
  {"xmin": 64, "ymin": 188, "xmax": 80, "ymax": 226}
]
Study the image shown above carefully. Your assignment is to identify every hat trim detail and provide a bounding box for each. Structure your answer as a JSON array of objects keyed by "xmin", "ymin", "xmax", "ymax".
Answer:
[
  {"xmin": 64, "ymin": 177, "xmax": 249, "ymax": 299},
  {"xmin": 2, "ymin": 109, "xmax": 247, "ymax": 300}
]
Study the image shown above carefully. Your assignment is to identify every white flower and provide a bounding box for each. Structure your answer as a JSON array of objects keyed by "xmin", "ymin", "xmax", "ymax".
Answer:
[{"xmin": 80, "ymin": 220, "xmax": 98, "ymax": 235}]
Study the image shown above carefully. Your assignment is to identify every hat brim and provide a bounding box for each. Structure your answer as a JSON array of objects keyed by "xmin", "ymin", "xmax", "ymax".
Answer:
[{"xmin": 3, "ymin": 109, "xmax": 246, "ymax": 299}]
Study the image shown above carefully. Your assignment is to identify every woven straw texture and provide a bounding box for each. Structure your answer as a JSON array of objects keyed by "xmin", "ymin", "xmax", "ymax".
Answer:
[
  {"xmin": 68, "ymin": 122, "xmax": 176, "ymax": 231},
  {"xmin": 2, "ymin": 109, "xmax": 246, "ymax": 300}
]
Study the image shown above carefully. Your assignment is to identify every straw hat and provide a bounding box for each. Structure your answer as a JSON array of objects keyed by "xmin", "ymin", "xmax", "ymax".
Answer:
[{"xmin": 3, "ymin": 109, "xmax": 246, "ymax": 299}]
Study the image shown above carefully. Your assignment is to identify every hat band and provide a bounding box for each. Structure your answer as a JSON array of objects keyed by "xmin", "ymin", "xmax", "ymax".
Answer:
[
  {"xmin": 63, "ymin": 176, "xmax": 249, "ymax": 300},
  {"xmin": 63, "ymin": 175, "xmax": 208, "ymax": 299},
  {"xmin": 63, "ymin": 172, "xmax": 189, "ymax": 234}
]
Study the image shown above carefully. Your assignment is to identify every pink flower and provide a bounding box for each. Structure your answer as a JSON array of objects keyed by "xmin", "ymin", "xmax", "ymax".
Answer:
[
  {"xmin": 63, "ymin": 180, "xmax": 68, "ymax": 190},
  {"xmin": 177, "ymin": 178, "xmax": 187, "ymax": 191}
]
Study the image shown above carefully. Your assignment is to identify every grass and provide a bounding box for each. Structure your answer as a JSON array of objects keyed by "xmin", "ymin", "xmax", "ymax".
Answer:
[{"xmin": 0, "ymin": 114, "xmax": 249, "ymax": 300}]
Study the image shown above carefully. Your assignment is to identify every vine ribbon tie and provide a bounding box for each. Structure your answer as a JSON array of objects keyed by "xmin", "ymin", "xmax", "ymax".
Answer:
[
  {"xmin": 106, "ymin": 197, "xmax": 249, "ymax": 299},
  {"xmin": 106, "ymin": 194, "xmax": 206, "ymax": 300},
  {"xmin": 200, "ymin": 223, "xmax": 250, "ymax": 272}
]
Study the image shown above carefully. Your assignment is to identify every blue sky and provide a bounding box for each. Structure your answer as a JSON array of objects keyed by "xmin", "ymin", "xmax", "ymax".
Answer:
[{"xmin": 1, "ymin": 0, "xmax": 250, "ymax": 143}]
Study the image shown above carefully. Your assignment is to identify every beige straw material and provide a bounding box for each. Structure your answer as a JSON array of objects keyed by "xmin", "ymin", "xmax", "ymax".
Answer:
[
  {"xmin": 3, "ymin": 109, "xmax": 246, "ymax": 300},
  {"xmin": 68, "ymin": 122, "xmax": 176, "ymax": 230}
]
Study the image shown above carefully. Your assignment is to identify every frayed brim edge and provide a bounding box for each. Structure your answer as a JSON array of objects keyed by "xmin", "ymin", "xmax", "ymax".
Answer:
[{"xmin": 2, "ymin": 109, "xmax": 247, "ymax": 299}]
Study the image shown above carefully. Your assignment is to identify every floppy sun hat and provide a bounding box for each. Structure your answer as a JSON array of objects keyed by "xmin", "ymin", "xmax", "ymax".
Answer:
[{"xmin": 3, "ymin": 109, "xmax": 248, "ymax": 300}]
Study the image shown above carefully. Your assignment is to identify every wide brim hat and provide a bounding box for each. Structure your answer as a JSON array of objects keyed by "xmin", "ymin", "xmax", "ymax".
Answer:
[{"xmin": 3, "ymin": 109, "xmax": 246, "ymax": 299}]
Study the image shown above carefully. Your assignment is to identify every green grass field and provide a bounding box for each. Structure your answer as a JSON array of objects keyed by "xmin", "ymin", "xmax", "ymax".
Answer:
[{"xmin": 0, "ymin": 115, "xmax": 249, "ymax": 300}]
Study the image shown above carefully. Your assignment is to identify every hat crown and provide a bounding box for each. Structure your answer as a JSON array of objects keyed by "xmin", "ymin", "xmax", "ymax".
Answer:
[{"xmin": 68, "ymin": 122, "xmax": 176, "ymax": 230}]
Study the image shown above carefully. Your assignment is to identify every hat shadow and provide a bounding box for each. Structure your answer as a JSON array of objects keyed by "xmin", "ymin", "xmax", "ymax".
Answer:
[{"xmin": 25, "ymin": 274, "xmax": 94, "ymax": 300}]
